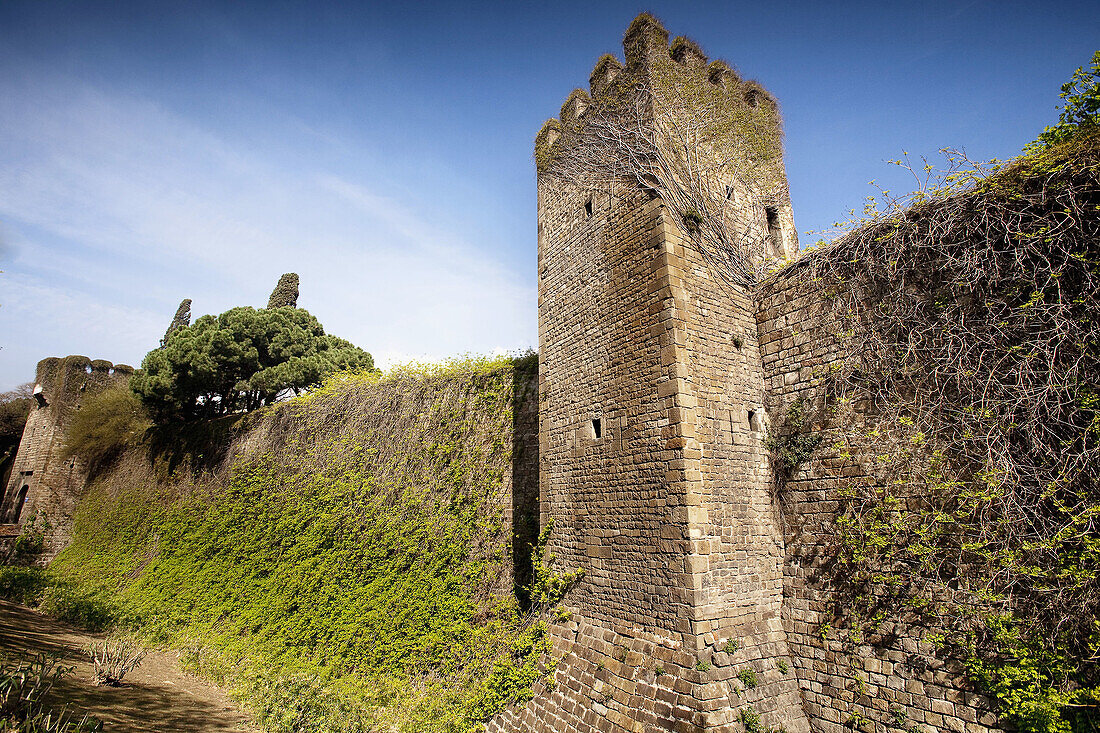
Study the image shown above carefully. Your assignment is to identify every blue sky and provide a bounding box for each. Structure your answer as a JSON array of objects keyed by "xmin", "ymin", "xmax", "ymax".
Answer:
[{"xmin": 0, "ymin": 0, "xmax": 1096, "ymax": 390}]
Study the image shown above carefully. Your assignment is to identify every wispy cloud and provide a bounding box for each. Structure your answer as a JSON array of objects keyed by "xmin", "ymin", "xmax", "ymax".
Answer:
[{"xmin": 0, "ymin": 71, "xmax": 535, "ymax": 388}]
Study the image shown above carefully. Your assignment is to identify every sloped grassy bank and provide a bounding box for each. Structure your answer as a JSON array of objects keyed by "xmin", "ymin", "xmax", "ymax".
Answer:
[{"xmin": 6, "ymin": 355, "xmax": 555, "ymax": 732}]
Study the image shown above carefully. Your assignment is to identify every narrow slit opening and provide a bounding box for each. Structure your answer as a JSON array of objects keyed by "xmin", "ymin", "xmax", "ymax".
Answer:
[
  {"xmin": 592, "ymin": 418, "xmax": 602, "ymax": 439},
  {"xmin": 584, "ymin": 197, "xmax": 593, "ymax": 218},
  {"xmin": 765, "ymin": 206, "xmax": 781, "ymax": 254}
]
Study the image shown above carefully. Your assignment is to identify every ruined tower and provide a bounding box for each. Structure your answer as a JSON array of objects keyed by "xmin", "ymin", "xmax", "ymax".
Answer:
[
  {"xmin": 1, "ymin": 356, "xmax": 133, "ymax": 555},
  {"xmin": 490, "ymin": 14, "xmax": 809, "ymax": 732}
]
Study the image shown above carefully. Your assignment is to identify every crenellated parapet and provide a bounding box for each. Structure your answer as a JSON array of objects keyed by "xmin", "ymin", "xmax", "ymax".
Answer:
[
  {"xmin": 535, "ymin": 13, "xmax": 780, "ymax": 169},
  {"xmin": 534, "ymin": 13, "xmax": 797, "ymax": 269},
  {"xmin": 25, "ymin": 355, "xmax": 133, "ymax": 420},
  {"xmin": 1, "ymin": 355, "xmax": 134, "ymax": 556}
]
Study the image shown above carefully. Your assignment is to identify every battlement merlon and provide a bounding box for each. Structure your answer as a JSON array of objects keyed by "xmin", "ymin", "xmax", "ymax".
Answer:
[{"xmin": 622, "ymin": 12, "xmax": 670, "ymax": 72}]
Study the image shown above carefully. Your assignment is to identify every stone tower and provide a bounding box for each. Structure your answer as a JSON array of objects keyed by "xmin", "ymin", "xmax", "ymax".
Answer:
[
  {"xmin": 491, "ymin": 14, "xmax": 809, "ymax": 733},
  {"xmin": 1, "ymin": 355, "xmax": 133, "ymax": 555}
]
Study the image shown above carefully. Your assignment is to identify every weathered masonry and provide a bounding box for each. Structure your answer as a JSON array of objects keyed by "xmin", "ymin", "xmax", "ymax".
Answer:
[
  {"xmin": 490, "ymin": 14, "xmax": 1006, "ymax": 733},
  {"xmin": 1, "ymin": 355, "xmax": 132, "ymax": 555}
]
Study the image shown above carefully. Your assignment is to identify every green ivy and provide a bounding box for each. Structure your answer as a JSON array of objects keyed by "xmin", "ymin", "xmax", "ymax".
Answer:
[
  {"xmin": 965, "ymin": 616, "xmax": 1100, "ymax": 733},
  {"xmin": 765, "ymin": 396, "xmax": 824, "ymax": 482},
  {"xmin": 43, "ymin": 358, "xmax": 553, "ymax": 732}
]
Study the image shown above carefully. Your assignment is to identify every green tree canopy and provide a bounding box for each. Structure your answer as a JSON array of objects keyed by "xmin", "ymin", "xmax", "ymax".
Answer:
[
  {"xmin": 0, "ymin": 384, "xmax": 33, "ymax": 473},
  {"xmin": 0, "ymin": 384, "xmax": 33, "ymax": 446},
  {"xmin": 132, "ymin": 306, "xmax": 374, "ymax": 421}
]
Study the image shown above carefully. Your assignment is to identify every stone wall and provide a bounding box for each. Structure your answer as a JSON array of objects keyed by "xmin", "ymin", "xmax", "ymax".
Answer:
[
  {"xmin": 755, "ymin": 264, "xmax": 1005, "ymax": 733},
  {"xmin": 1, "ymin": 355, "xmax": 133, "ymax": 556},
  {"xmin": 3, "ymin": 14, "xmax": 1038, "ymax": 732},
  {"xmin": 511, "ymin": 359, "xmax": 542, "ymax": 594}
]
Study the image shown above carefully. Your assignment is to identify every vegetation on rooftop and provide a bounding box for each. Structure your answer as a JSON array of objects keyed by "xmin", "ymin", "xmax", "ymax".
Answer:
[{"xmin": 537, "ymin": 12, "xmax": 786, "ymax": 287}]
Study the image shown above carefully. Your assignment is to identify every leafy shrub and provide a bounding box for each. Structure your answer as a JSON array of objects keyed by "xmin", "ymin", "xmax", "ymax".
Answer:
[
  {"xmin": 9, "ymin": 515, "xmax": 48, "ymax": 561},
  {"xmin": 0, "ymin": 652, "xmax": 101, "ymax": 731},
  {"xmin": 965, "ymin": 615, "xmax": 1099, "ymax": 733},
  {"xmin": 738, "ymin": 667, "xmax": 758, "ymax": 689},
  {"xmin": 0, "ymin": 383, "xmax": 33, "ymax": 457},
  {"xmin": 62, "ymin": 388, "xmax": 151, "ymax": 473},
  {"xmin": 526, "ymin": 518, "xmax": 584, "ymax": 610},
  {"xmin": 765, "ymin": 396, "xmax": 823, "ymax": 482},
  {"xmin": 37, "ymin": 586, "xmax": 113, "ymax": 632},
  {"xmin": 0, "ymin": 567, "xmax": 51, "ymax": 605},
  {"xmin": 739, "ymin": 707, "xmax": 762, "ymax": 733}
]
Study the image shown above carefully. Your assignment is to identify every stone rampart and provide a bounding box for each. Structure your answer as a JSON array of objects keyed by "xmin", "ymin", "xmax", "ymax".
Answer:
[{"xmin": 755, "ymin": 263, "xmax": 1006, "ymax": 733}]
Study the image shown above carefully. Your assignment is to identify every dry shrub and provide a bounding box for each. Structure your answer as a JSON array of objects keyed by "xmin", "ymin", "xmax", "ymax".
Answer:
[{"xmin": 88, "ymin": 638, "xmax": 146, "ymax": 686}]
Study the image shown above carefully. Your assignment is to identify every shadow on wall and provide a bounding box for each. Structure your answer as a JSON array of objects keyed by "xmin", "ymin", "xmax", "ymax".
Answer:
[
  {"xmin": 512, "ymin": 358, "xmax": 540, "ymax": 610},
  {"xmin": 144, "ymin": 414, "xmax": 243, "ymax": 478}
]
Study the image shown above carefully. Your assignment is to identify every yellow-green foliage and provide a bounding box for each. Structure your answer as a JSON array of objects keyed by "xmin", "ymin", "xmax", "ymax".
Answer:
[
  {"xmin": 646, "ymin": 40, "xmax": 785, "ymax": 195},
  {"xmin": 48, "ymin": 355, "xmax": 550, "ymax": 732},
  {"xmin": 62, "ymin": 388, "xmax": 152, "ymax": 473}
]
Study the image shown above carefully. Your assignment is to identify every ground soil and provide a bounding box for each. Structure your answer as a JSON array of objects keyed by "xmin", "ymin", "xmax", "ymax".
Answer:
[{"xmin": 0, "ymin": 600, "xmax": 260, "ymax": 732}]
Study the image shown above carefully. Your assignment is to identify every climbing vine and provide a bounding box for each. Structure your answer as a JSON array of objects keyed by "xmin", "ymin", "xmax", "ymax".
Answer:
[
  {"xmin": 787, "ymin": 126, "xmax": 1100, "ymax": 731},
  {"xmin": 43, "ymin": 354, "xmax": 552, "ymax": 733}
]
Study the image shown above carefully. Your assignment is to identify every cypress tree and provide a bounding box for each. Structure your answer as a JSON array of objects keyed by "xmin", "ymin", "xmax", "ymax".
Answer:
[
  {"xmin": 159, "ymin": 298, "xmax": 192, "ymax": 348},
  {"xmin": 267, "ymin": 273, "xmax": 300, "ymax": 309}
]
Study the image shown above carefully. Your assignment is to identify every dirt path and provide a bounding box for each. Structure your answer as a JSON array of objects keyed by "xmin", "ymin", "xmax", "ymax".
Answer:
[{"xmin": 0, "ymin": 600, "xmax": 261, "ymax": 732}]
